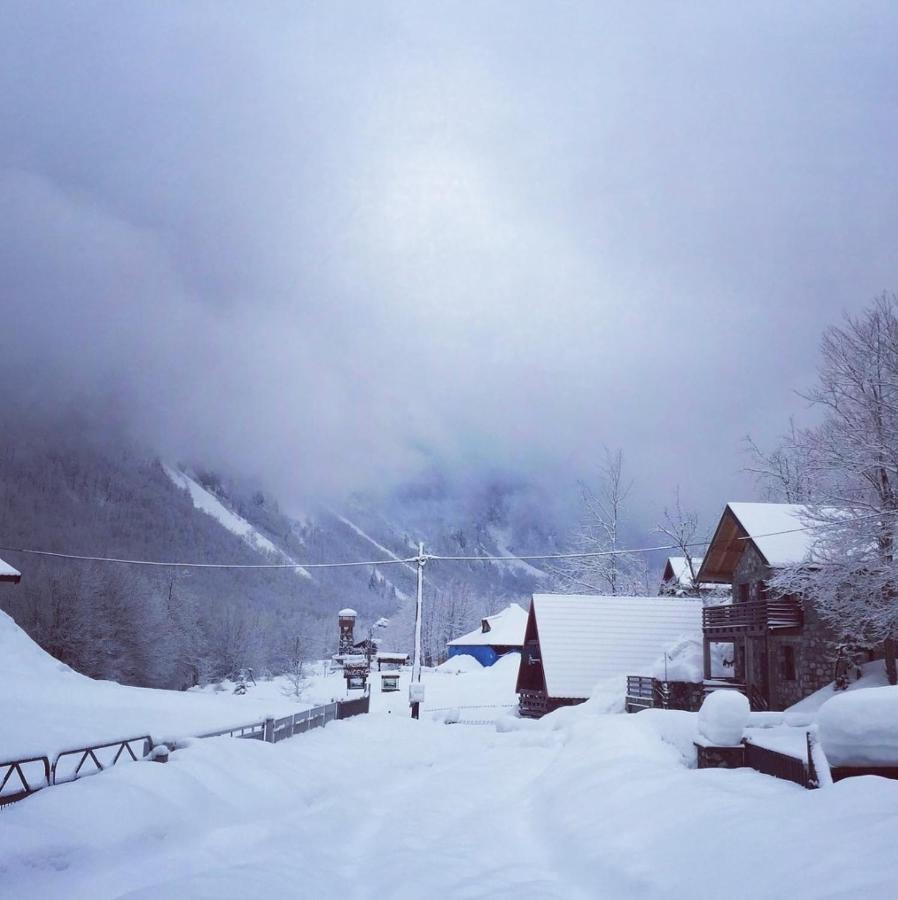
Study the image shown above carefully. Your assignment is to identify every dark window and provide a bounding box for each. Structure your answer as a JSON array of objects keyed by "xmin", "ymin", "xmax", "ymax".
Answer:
[
  {"xmin": 782, "ymin": 645, "xmax": 796, "ymax": 681},
  {"xmin": 739, "ymin": 583, "xmax": 750, "ymax": 603}
]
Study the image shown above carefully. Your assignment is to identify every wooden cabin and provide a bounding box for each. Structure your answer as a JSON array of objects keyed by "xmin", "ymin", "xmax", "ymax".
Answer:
[
  {"xmin": 446, "ymin": 603, "xmax": 527, "ymax": 667},
  {"xmin": 516, "ymin": 594, "xmax": 702, "ymax": 718},
  {"xmin": 697, "ymin": 502, "xmax": 846, "ymax": 711}
]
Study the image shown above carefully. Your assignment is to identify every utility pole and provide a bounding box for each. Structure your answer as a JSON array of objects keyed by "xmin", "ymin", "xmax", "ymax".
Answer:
[{"xmin": 410, "ymin": 541, "xmax": 426, "ymax": 719}]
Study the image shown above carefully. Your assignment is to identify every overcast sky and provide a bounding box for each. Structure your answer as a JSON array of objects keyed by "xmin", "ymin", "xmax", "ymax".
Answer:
[{"xmin": 2, "ymin": 2, "xmax": 897, "ymax": 525}]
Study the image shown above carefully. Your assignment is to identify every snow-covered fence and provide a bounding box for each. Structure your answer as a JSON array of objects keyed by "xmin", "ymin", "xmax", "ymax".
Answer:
[
  {"xmin": 52, "ymin": 735, "xmax": 152, "ymax": 786},
  {"xmin": 0, "ymin": 755, "xmax": 50, "ymax": 807},
  {"xmin": 1, "ymin": 735, "xmax": 151, "ymax": 809},
  {"xmin": 1, "ymin": 696, "xmax": 370, "ymax": 808},
  {"xmin": 743, "ymin": 738, "xmax": 811, "ymax": 789}
]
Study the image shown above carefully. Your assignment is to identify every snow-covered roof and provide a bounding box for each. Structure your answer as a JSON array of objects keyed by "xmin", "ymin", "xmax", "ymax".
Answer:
[
  {"xmin": 0, "ymin": 556, "xmax": 20, "ymax": 583},
  {"xmin": 727, "ymin": 503, "xmax": 816, "ymax": 568},
  {"xmin": 699, "ymin": 502, "xmax": 820, "ymax": 583},
  {"xmin": 339, "ymin": 608, "xmax": 358, "ymax": 617},
  {"xmin": 447, "ymin": 603, "xmax": 528, "ymax": 648},
  {"xmin": 663, "ymin": 557, "xmax": 704, "ymax": 587},
  {"xmin": 530, "ymin": 594, "xmax": 703, "ymax": 699}
]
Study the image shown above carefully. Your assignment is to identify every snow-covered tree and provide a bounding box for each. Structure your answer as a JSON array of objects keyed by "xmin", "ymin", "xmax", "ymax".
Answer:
[
  {"xmin": 655, "ymin": 488, "xmax": 704, "ymax": 596},
  {"xmin": 554, "ymin": 449, "xmax": 646, "ymax": 595},
  {"xmin": 744, "ymin": 418, "xmax": 819, "ymax": 503},
  {"xmin": 771, "ymin": 295, "xmax": 898, "ymax": 683}
]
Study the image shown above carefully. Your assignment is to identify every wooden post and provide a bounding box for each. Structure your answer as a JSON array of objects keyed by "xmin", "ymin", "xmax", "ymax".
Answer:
[{"xmin": 702, "ymin": 638, "xmax": 712, "ymax": 680}]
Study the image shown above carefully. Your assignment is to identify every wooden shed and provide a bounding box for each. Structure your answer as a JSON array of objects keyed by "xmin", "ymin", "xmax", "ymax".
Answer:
[
  {"xmin": 0, "ymin": 556, "xmax": 20, "ymax": 584},
  {"xmin": 516, "ymin": 594, "xmax": 702, "ymax": 718}
]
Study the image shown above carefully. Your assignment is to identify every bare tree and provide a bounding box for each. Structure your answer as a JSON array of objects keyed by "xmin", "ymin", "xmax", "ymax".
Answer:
[
  {"xmin": 771, "ymin": 295, "xmax": 898, "ymax": 683},
  {"xmin": 655, "ymin": 488, "xmax": 703, "ymax": 596},
  {"xmin": 280, "ymin": 633, "xmax": 308, "ymax": 699},
  {"xmin": 744, "ymin": 418, "xmax": 819, "ymax": 503},
  {"xmin": 554, "ymin": 448, "xmax": 646, "ymax": 595}
]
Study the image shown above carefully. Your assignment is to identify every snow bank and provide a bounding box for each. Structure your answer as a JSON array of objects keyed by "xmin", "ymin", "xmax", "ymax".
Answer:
[
  {"xmin": 651, "ymin": 637, "xmax": 703, "ymax": 682},
  {"xmin": 819, "ymin": 685, "xmax": 898, "ymax": 766},
  {"xmin": 0, "ymin": 609, "xmax": 335, "ymax": 760},
  {"xmin": 436, "ymin": 654, "xmax": 483, "ymax": 674},
  {"xmin": 697, "ymin": 690, "xmax": 749, "ymax": 746}
]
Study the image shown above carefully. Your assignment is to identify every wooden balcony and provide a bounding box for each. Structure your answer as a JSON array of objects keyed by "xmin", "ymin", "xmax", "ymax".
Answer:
[{"xmin": 703, "ymin": 599, "xmax": 802, "ymax": 637}]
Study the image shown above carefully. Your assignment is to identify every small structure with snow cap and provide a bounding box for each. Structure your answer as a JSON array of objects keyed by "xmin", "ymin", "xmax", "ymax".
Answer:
[
  {"xmin": 338, "ymin": 608, "xmax": 358, "ymax": 656},
  {"xmin": 446, "ymin": 603, "xmax": 528, "ymax": 667},
  {"xmin": 516, "ymin": 594, "xmax": 702, "ymax": 718},
  {"xmin": 0, "ymin": 555, "xmax": 21, "ymax": 584}
]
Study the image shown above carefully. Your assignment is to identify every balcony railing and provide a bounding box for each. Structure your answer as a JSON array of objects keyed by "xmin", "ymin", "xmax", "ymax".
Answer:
[{"xmin": 703, "ymin": 599, "xmax": 802, "ymax": 636}]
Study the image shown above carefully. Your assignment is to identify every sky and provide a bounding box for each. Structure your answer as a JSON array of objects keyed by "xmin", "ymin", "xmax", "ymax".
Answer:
[{"xmin": 2, "ymin": 2, "xmax": 897, "ymax": 527}]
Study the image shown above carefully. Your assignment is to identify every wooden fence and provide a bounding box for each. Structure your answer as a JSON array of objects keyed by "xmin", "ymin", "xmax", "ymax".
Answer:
[{"xmin": 1, "ymin": 694, "xmax": 370, "ymax": 809}]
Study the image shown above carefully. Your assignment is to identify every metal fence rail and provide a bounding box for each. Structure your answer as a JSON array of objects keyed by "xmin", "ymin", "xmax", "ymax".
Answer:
[
  {"xmin": 0, "ymin": 755, "xmax": 50, "ymax": 807},
  {"xmin": 52, "ymin": 736, "xmax": 152, "ymax": 786},
  {"xmin": 1, "ymin": 695, "xmax": 369, "ymax": 809}
]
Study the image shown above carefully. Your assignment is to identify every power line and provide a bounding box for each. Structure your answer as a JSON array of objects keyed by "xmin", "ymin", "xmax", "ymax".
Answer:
[
  {"xmin": 0, "ymin": 508, "xmax": 893, "ymax": 571},
  {"xmin": 0, "ymin": 545, "xmax": 419, "ymax": 570}
]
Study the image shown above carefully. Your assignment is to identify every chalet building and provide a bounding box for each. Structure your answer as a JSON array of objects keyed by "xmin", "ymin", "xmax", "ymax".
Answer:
[
  {"xmin": 447, "ymin": 602, "xmax": 527, "ymax": 667},
  {"xmin": 516, "ymin": 594, "xmax": 702, "ymax": 718},
  {"xmin": 659, "ymin": 556, "xmax": 730, "ymax": 601},
  {"xmin": 697, "ymin": 502, "xmax": 844, "ymax": 711},
  {"xmin": 0, "ymin": 556, "xmax": 20, "ymax": 584}
]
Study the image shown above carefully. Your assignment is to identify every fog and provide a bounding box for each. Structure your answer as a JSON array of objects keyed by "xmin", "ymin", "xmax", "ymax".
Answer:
[{"xmin": 2, "ymin": 2, "xmax": 897, "ymax": 524}]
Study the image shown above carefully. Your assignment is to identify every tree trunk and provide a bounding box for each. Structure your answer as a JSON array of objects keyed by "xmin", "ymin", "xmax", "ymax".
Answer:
[{"xmin": 885, "ymin": 636, "xmax": 897, "ymax": 685}]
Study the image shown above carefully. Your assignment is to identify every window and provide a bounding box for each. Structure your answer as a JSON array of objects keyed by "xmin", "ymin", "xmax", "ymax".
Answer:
[
  {"xmin": 782, "ymin": 645, "xmax": 796, "ymax": 681},
  {"xmin": 739, "ymin": 583, "xmax": 750, "ymax": 603}
]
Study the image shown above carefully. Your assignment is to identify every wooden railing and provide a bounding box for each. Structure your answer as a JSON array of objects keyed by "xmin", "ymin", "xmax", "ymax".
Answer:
[
  {"xmin": 703, "ymin": 599, "xmax": 802, "ymax": 635},
  {"xmin": 625, "ymin": 676, "xmax": 655, "ymax": 712},
  {"xmin": 743, "ymin": 739, "xmax": 810, "ymax": 788}
]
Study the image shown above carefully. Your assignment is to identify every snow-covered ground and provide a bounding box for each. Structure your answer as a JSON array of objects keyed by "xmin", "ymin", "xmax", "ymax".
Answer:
[
  {"xmin": 4, "ymin": 639, "xmax": 898, "ymax": 898},
  {"xmin": 4, "ymin": 678, "xmax": 898, "ymax": 898},
  {"xmin": 0, "ymin": 609, "xmax": 347, "ymax": 760}
]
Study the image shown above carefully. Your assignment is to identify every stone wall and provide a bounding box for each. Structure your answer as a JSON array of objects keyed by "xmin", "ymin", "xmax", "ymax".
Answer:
[
  {"xmin": 730, "ymin": 541, "xmax": 837, "ymax": 710},
  {"xmin": 769, "ymin": 603, "xmax": 834, "ymax": 709},
  {"xmin": 732, "ymin": 542, "xmax": 770, "ymax": 598}
]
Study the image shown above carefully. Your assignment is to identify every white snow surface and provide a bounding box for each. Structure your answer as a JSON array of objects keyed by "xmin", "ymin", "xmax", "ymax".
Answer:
[
  {"xmin": 164, "ymin": 465, "xmax": 311, "ymax": 577},
  {"xmin": 0, "ymin": 554, "xmax": 20, "ymax": 579},
  {"xmin": 726, "ymin": 502, "xmax": 816, "ymax": 567},
  {"xmin": 447, "ymin": 602, "xmax": 528, "ymax": 647},
  {"xmin": 818, "ymin": 685, "xmax": 898, "ymax": 767},
  {"xmin": 0, "ymin": 609, "xmax": 342, "ymax": 760},
  {"xmin": 436, "ymin": 653, "xmax": 484, "ymax": 674},
  {"xmin": 487, "ymin": 526, "xmax": 549, "ymax": 579},
  {"xmin": 532, "ymin": 594, "xmax": 702, "ymax": 699},
  {"xmin": 3, "ymin": 655, "xmax": 898, "ymax": 899}
]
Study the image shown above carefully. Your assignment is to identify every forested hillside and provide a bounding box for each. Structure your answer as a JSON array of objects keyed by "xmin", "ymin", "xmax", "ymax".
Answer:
[{"xmin": 0, "ymin": 423, "xmax": 555, "ymax": 688}]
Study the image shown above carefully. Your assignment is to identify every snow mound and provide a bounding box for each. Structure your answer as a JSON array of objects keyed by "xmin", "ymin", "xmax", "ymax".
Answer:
[
  {"xmin": 651, "ymin": 637, "xmax": 703, "ymax": 682},
  {"xmin": 698, "ymin": 690, "xmax": 749, "ymax": 746},
  {"xmin": 0, "ymin": 609, "xmax": 322, "ymax": 760},
  {"xmin": 437, "ymin": 654, "xmax": 483, "ymax": 674},
  {"xmin": 0, "ymin": 608, "xmax": 81, "ymax": 681},
  {"xmin": 818, "ymin": 685, "xmax": 898, "ymax": 767}
]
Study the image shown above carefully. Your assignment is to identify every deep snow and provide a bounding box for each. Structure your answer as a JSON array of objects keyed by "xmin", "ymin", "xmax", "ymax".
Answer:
[
  {"xmin": 4, "ymin": 613, "xmax": 898, "ymax": 899},
  {"xmin": 3, "ymin": 678, "xmax": 898, "ymax": 899}
]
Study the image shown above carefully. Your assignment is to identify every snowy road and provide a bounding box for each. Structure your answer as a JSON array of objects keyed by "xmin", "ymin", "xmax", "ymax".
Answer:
[{"xmin": 3, "ymin": 703, "xmax": 898, "ymax": 900}]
